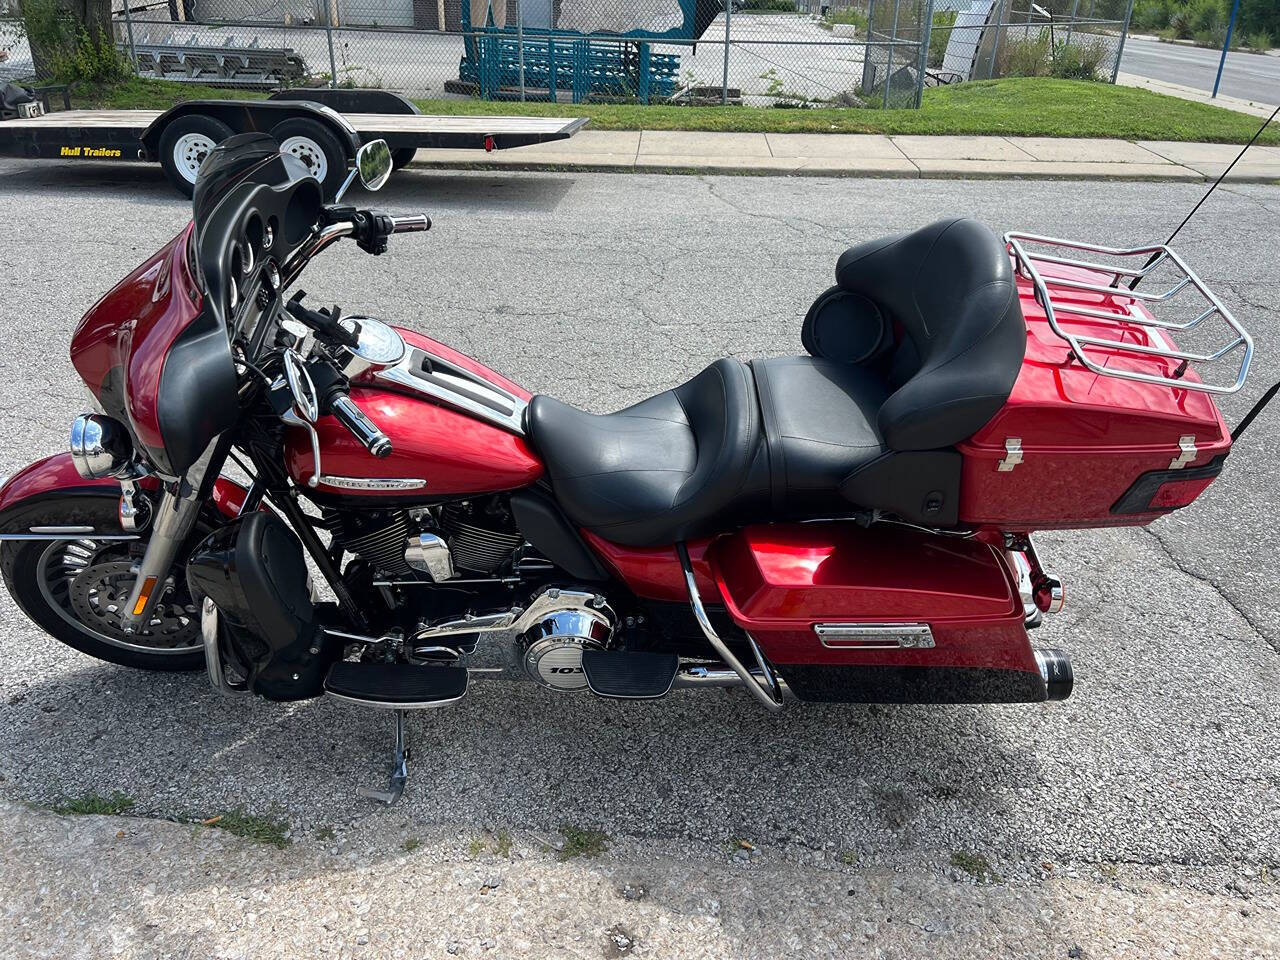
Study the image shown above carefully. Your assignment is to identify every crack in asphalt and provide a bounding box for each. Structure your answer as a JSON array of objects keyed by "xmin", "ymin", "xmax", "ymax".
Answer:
[
  {"xmin": 1220, "ymin": 185, "xmax": 1280, "ymax": 220},
  {"xmin": 1142, "ymin": 525, "xmax": 1278, "ymax": 654},
  {"xmin": 700, "ymin": 176, "xmax": 839, "ymax": 241}
]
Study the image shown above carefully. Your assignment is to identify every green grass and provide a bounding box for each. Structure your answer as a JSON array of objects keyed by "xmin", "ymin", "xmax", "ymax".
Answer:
[
  {"xmin": 203, "ymin": 809, "xmax": 291, "ymax": 848},
  {"xmin": 950, "ymin": 850, "xmax": 1001, "ymax": 884},
  {"xmin": 70, "ymin": 77, "xmax": 267, "ymax": 110},
  {"xmin": 50, "ymin": 791, "xmax": 136, "ymax": 816},
  {"xmin": 406, "ymin": 79, "xmax": 1278, "ymax": 144},
  {"xmin": 557, "ymin": 824, "xmax": 608, "ymax": 861},
  {"xmin": 56, "ymin": 76, "xmax": 1279, "ymax": 145}
]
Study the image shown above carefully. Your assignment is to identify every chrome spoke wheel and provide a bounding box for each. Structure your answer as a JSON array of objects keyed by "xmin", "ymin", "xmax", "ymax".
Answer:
[{"xmin": 37, "ymin": 540, "xmax": 201, "ymax": 655}]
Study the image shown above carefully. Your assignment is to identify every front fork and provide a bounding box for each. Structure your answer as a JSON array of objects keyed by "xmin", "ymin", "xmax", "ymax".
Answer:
[
  {"xmin": 119, "ymin": 479, "xmax": 206, "ymax": 632},
  {"xmin": 120, "ymin": 443, "xmax": 224, "ymax": 632}
]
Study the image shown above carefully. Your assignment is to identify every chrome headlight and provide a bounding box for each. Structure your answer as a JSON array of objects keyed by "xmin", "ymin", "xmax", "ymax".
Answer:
[{"xmin": 69, "ymin": 414, "xmax": 135, "ymax": 480}]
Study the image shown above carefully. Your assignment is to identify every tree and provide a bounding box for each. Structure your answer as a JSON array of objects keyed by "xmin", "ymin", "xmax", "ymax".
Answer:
[{"xmin": 18, "ymin": 0, "xmax": 124, "ymax": 83}]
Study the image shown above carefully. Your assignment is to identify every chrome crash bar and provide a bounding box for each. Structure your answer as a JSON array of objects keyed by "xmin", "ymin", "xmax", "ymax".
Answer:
[
  {"xmin": 1004, "ymin": 231, "xmax": 1253, "ymax": 395},
  {"xmin": 676, "ymin": 542, "xmax": 784, "ymax": 712}
]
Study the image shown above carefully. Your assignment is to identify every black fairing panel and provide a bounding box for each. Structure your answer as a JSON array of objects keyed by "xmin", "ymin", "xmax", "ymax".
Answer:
[
  {"xmin": 186, "ymin": 512, "xmax": 338, "ymax": 701},
  {"xmin": 155, "ymin": 315, "xmax": 239, "ymax": 475},
  {"xmin": 157, "ymin": 168, "xmax": 323, "ymax": 475}
]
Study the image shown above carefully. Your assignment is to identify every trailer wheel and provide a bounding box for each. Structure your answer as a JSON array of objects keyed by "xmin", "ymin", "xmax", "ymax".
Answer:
[
  {"xmin": 158, "ymin": 114, "xmax": 234, "ymax": 198},
  {"xmin": 270, "ymin": 117, "xmax": 348, "ymax": 198},
  {"xmin": 391, "ymin": 147, "xmax": 416, "ymax": 171}
]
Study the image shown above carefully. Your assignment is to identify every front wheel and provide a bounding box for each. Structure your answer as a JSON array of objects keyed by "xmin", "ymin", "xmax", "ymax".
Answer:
[{"xmin": 1, "ymin": 495, "xmax": 211, "ymax": 671}]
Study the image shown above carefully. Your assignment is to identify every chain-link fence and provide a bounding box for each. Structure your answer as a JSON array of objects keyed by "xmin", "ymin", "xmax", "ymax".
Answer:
[
  {"xmin": 0, "ymin": 0, "xmax": 1132, "ymax": 108},
  {"xmin": 930, "ymin": 0, "xmax": 1133, "ymax": 85}
]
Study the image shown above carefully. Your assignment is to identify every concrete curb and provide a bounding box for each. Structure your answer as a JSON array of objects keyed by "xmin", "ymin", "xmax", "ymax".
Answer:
[{"xmin": 407, "ymin": 158, "xmax": 1280, "ymax": 182}]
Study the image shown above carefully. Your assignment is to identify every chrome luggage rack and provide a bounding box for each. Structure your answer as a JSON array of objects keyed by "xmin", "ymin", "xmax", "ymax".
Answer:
[{"xmin": 1004, "ymin": 232, "xmax": 1253, "ymax": 395}]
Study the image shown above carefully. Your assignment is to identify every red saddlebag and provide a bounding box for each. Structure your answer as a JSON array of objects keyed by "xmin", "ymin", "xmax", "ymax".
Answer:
[{"xmin": 710, "ymin": 523, "xmax": 1047, "ymax": 704}]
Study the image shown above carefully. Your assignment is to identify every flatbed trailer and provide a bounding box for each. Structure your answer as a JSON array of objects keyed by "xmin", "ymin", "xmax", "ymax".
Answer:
[{"xmin": 0, "ymin": 89, "xmax": 587, "ymax": 198}]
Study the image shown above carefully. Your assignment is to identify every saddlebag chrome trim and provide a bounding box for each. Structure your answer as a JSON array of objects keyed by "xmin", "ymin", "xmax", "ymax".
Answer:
[{"xmin": 813, "ymin": 623, "xmax": 936, "ymax": 650}]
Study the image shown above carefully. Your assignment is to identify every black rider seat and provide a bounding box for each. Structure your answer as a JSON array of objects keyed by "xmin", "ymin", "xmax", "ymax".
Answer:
[
  {"xmin": 526, "ymin": 218, "xmax": 1026, "ymax": 548},
  {"xmin": 525, "ymin": 358, "xmax": 764, "ymax": 547}
]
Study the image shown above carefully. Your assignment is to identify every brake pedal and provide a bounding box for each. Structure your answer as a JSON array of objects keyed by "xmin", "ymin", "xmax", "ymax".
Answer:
[{"xmin": 581, "ymin": 649, "xmax": 679, "ymax": 699}]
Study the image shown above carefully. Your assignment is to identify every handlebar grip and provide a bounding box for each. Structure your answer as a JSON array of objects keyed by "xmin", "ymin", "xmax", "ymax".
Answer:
[
  {"xmin": 331, "ymin": 394, "xmax": 393, "ymax": 459},
  {"xmin": 391, "ymin": 215, "xmax": 431, "ymax": 234}
]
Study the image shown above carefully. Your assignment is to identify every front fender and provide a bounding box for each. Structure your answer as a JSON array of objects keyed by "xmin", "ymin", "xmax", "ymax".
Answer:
[{"xmin": 0, "ymin": 453, "xmax": 248, "ymax": 532}]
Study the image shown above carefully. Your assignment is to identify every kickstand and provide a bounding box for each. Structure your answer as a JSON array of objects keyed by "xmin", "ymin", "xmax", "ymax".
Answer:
[{"xmin": 358, "ymin": 709, "xmax": 410, "ymax": 804}]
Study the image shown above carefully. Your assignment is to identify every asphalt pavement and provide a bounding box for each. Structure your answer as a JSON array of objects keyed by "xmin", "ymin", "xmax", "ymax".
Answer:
[
  {"xmin": 0, "ymin": 161, "xmax": 1277, "ymax": 956},
  {"xmin": 1121, "ymin": 35, "xmax": 1280, "ymax": 105}
]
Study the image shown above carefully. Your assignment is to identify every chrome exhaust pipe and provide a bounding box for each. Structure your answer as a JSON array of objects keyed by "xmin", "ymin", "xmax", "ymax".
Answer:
[{"xmin": 672, "ymin": 664, "xmax": 792, "ymax": 696}]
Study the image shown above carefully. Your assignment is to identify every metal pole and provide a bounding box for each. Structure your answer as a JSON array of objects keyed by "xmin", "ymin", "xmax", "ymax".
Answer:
[
  {"xmin": 121, "ymin": 0, "xmax": 139, "ymax": 73},
  {"xmin": 885, "ymin": 0, "xmax": 901, "ymax": 108},
  {"xmin": 1064, "ymin": 0, "xmax": 1079, "ymax": 50},
  {"xmin": 1212, "ymin": 0, "xmax": 1241, "ymax": 98},
  {"xmin": 516, "ymin": 0, "xmax": 526, "ymax": 101},
  {"xmin": 722, "ymin": 0, "xmax": 733, "ymax": 105},
  {"xmin": 988, "ymin": 0, "xmax": 1004, "ymax": 79},
  {"xmin": 1112, "ymin": 0, "xmax": 1134, "ymax": 85},
  {"xmin": 915, "ymin": 0, "xmax": 933, "ymax": 109},
  {"xmin": 325, "ymin": 2, "xmax": 339, "ymax": 88}
]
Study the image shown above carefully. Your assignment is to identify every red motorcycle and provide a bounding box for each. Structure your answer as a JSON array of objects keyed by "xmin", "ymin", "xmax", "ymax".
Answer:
[{"xmin": 0, "ymin": 134, "xmax": 1257, "ymax": 802}]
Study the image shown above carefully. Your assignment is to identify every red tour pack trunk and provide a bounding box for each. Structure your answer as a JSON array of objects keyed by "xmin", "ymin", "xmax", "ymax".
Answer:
[{"xmin": 955, "ymin": 234, "xmax": 1246, "ymax": 530}]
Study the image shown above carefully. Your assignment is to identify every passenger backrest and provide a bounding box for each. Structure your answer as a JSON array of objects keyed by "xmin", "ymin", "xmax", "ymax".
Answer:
[{"xmin": 831, "ymin": 218, "xmax": 1026, "ymax": 451}]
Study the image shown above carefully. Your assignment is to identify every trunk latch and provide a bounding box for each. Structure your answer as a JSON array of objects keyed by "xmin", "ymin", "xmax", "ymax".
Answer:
[
  {"xmin": 1168, "ymin": 435, "xmax": 1198, "ymax": 470},
  {"xmin": 997, "ymin": 438, "xmax": 1024, "ymax": 472}
]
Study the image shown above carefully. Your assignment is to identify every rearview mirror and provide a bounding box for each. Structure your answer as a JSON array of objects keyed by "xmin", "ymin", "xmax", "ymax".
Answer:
[{"xmin": 356, "ymin": 139, "xmax": 392, "ymax": 193}]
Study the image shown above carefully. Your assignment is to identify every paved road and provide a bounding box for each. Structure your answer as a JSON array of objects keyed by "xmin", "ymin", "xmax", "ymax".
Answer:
[
  {"xmin": 1121, "ymin": 35, "xmax": 1280, "ymax": 105},
  {"xmin": 0, "ymin": 161, "xmax": 1277, "ymax": 954}
]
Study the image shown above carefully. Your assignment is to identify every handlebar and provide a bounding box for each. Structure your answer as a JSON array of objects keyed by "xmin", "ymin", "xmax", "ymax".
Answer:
[
  {"xmin": 391, "ymin": 215, "xmax": 431, "ymax": 234},
  {"xmin": 331, "ymin": 393, "xmax": 393, "ymax": 459}
]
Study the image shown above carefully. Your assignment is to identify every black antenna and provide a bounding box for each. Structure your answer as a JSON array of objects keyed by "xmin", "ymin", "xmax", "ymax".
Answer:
[{"xmin": 1130, "ymin": 101, "xmax": 1279, "ymax": 292}]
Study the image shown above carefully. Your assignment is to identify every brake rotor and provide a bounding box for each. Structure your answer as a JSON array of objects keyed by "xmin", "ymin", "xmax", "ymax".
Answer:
[{"xmin": 68, "ymin": 560, "xmax": 199, "ymax": 649}]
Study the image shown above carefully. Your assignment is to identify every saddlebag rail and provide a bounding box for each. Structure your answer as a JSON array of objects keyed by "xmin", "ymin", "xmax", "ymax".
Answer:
[{"xmin": 1004, "ymin": 232, "xmax": 1253, "ymax": 395}]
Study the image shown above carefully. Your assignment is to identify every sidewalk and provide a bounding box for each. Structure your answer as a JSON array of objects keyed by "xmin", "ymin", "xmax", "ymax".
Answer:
[
  {"xmin": 1116, "ymin": 71, "xmax": 1277, "ymax": 119},
  {"xmin": 410, "ymin": 132, "xmax": 1280, "ymax": 182}
]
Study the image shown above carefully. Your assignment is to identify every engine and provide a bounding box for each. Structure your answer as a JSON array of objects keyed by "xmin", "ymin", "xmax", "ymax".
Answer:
[
  {"xmin": 332, "ymin": 499, "xmax": 618, "ymax": 693},
  {"xmin": 330, "ymin": 496, "xmax": 524, "ymax": 579}
]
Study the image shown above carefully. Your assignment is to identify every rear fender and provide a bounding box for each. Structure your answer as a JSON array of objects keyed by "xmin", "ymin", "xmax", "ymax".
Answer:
[{"xmin": 0, "ymin": 453, "xmax": 248, "ymax": 532}]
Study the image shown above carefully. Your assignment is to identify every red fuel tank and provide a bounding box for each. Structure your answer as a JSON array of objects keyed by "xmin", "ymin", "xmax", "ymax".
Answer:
[{"xmin": 284, "ymin": 387, "xmax": 544, "ymax": 497}]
